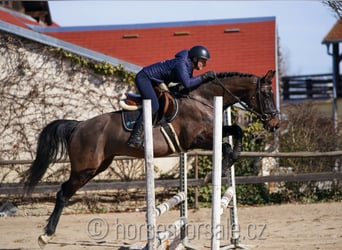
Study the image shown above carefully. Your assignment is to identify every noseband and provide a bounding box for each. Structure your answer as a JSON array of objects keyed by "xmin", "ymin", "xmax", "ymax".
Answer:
[
  {"xmin": 255, "ymin": 80, "xmax": 279, "ymax": 121},
  {"xmin": 213, "ymin": 76, "xmax": 278, "ymax": 122}
]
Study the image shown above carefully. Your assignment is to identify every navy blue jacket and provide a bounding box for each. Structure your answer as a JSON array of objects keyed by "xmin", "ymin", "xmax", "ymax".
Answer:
[{"xmin": 142, "ymin": 50, "xmax": 203, "ymax": 89}]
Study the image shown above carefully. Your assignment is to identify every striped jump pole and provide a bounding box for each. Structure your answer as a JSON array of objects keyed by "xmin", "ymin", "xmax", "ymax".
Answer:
[
  {"xmin": 220, "ymin": 186, "xmax": 234, "ymax": 216},
  {"xmin": 155, "ymin": 152, "xmax": 193, "ymax": 249},
  {"xmin": 155, "ymin": 192, "xmax": 186, "ymax": 217}
]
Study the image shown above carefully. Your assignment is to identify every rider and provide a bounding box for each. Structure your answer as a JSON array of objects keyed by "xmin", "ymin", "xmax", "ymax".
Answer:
[{"xmin": 127, "ymin": 45, "xmax": 216, "ymax": 149}]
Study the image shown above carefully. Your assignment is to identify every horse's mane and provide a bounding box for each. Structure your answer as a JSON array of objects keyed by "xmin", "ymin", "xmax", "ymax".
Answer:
[
  {"xmin": 216, "ymin": 72, "xmax": 255, "ymax": 79},
  {"xmin": 171, "ymin": 71, "xmax": 257, "ymax": 97}
]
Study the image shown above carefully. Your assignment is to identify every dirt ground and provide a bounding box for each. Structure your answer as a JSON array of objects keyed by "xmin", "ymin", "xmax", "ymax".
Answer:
[{"xmin": 0, "ymin": 201, "xmax": 341, "ymax": 250}]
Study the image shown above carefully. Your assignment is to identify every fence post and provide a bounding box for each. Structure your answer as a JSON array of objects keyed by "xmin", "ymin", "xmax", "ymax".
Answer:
[
  {"xmin": 283, "ymin": 78, "xmax": 290, "ymax": 100},
  {"xmin": 305, "ymin": 79, "xmax": 313, "ymax": 98}
]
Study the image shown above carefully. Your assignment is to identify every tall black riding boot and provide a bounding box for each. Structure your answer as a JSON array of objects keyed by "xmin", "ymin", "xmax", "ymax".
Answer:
[{"xmin": 127, "ymin": 116, "xmax": 144, "ymax": 149}]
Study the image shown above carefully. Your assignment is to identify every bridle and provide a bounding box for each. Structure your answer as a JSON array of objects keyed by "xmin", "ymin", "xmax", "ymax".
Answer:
[{"xmin": 212, "ymin": 76, "xmax": 279, "ymax": 122}]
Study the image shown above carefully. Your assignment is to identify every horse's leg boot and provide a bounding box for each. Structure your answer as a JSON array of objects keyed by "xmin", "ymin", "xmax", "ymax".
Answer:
[{"xmin": 127, "ymin": 118, "xmax": 144, "ymax": 149}]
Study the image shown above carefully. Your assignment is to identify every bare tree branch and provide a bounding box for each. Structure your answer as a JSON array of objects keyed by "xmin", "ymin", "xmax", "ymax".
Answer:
[{"xmin": 323, "ymin": 1, "xmax": 342, "ymax": 19}]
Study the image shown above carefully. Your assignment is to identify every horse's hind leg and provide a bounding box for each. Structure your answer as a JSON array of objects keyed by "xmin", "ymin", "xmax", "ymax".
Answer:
[
  {"xmin": 38, "ymin": 156, "xmax": 115, "ymax": 247},
  {"xmin": 38, "ymin": 160, "xmax": 112, "ymax": 247}
]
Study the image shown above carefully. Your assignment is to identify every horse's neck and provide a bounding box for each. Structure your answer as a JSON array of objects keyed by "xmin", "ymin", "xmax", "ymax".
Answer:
[{"xmin": 192, "ymin": 75, "xmax": 257, "ymax": 105}]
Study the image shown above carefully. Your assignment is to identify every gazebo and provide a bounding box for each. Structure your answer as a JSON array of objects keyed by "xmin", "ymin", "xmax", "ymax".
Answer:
[{"xmin": 322, "ymin": 18, "xmax": 342, "ymax": 130}]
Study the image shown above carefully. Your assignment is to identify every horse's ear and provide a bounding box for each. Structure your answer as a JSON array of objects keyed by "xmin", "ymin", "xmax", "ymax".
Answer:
[{"xmin": 264, "ymin": 70, "xmax": 276, "ymax": 82}]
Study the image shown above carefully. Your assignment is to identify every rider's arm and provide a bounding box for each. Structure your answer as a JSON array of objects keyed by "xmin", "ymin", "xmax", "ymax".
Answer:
[{"xmin": 173, "ymin": 62, "xmax": 203, "ymax": 89}]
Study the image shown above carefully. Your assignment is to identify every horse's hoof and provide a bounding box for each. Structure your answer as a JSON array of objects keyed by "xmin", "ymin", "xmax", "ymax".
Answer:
[{"xmin": 38, "ymin": 234, "xmax": 53, "ymax": 249}]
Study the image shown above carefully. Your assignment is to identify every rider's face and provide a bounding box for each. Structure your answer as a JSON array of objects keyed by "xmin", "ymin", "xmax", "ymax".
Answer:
[
  {"xmin": 197, "ymin": 59, "xmax": 207, "ymax": 70},
  {"xmin": 193, "ymin": 58, "xmax": 207, "ymax": 70}
]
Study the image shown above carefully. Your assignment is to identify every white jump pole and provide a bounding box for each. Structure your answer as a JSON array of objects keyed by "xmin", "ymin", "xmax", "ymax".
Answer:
[
  {"xmin": 226, "ymin": 106, "xmax": 241, "ymax": 243},
  {"xmin": 211, "ymin": 96, "xmax": 223, "ymax": 250},
  {"xmin": 143, "ymin": 99, "xmax": 157, "ymax": 250},
  {"xmin": 131, "ymin": 100, "xmax": 189, "ymax": 250},
  {"xmin": 155, "ymin": 192, "xmax": 186, "ymax": 217},
  {"xmin": 221, "ymin": 107, "xmax": 248, "ymax": 250}
]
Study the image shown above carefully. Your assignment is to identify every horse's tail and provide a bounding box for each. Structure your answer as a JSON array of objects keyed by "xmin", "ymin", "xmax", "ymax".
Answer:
[{"xmin": 22, "ymin": 119, "xmax": 80, "ymax": 195}]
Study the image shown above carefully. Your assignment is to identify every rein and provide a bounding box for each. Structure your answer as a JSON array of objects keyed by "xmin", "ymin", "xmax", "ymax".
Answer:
[{"xmin": 186, "ymin": 94, "xmax": 214, "ymax": 109}]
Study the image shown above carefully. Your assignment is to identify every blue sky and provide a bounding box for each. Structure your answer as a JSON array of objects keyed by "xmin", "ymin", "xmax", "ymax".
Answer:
[{"xmin": 49, "ymin": 1, "xmax": 337, "ymax": 76}]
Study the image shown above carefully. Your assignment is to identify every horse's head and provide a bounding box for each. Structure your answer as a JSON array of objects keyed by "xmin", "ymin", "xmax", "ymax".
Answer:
[
  {"xmin": 192, "ymin": 70, "xmax": 280, "ymax": 131},
  {"xmin": 247, "ymin": 70, "xmax": 280, "ymax": 132},
  {"xmin": 211, "ymin": 70, "xmax": 280, "ymax": 132}
]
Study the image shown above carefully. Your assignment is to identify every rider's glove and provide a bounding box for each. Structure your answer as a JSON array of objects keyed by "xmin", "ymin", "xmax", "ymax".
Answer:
[{"xmin": 201, "ymin": 71, "xmax": 216, "ymax": 83}]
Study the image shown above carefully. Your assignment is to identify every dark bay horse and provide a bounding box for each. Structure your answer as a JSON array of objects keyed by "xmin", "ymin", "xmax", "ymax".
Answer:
[{"xmin": 22, "ymin": 70, "xmax": 279, "ymax": 246}]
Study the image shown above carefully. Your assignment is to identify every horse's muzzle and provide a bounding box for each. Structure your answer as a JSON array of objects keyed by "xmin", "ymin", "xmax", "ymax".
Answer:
[{"xmin": 264, "ymin": 112, "xmax": 280, "ymax": 132}]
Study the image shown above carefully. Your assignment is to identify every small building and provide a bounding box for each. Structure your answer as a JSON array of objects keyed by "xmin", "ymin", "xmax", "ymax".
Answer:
[
  {"xmin": 322, "ymin": 19, "xmax": 342, "ymax": 98},
  {"xmin": 0, "ymin": 0, "xmax": 52, "ymax": 25}
]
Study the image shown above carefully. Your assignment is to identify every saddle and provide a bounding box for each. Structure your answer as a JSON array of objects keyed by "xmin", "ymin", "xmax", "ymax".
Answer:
[
  {"xmin": 120, "ymin": 84, "xmax": 182, "ymax": 153},
  {"xmin": 120, "ymin": 84, "xmax": 178, "ymax": 124}
]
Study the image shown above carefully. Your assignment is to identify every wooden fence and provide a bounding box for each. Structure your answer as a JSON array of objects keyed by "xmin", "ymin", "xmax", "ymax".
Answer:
[
  {"xmin": 281, "ymin": 73, "xmax": 341, "ymax": 101},
  {"xmin": 1, "ymin": 151, "xmax": 341, "ymax": 195}
]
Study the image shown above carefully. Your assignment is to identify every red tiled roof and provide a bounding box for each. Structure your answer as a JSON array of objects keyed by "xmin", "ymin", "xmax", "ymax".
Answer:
[
  {"xmin": 43, "ymin": 18, "xmax": 276, "ymax": 78},
  {"xmin": 0, "ymin": 9, "xmax": 28, "ymax": 28},
  {"xmin": 323, "ymin": 19, "xmax": 342, "ymax": 43}
]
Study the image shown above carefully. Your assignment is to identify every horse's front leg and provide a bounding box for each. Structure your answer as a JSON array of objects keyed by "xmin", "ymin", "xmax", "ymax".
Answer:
[
  {"xmin": 222, "ymin": 124, "xmax": 243, "ymax": 174},
  {"xmin": 204, "ymin": 124, "xmax": 243, "ymax": 182}
]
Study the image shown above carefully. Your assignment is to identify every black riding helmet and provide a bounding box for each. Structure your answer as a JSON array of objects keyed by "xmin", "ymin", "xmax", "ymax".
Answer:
[
  {"xmin": 188, "ymin": 45, "xmax": 210, "ymax": 70},
  {"xmin": 188, "ymin": 45, "xmax": 211, "ymax": 61}
]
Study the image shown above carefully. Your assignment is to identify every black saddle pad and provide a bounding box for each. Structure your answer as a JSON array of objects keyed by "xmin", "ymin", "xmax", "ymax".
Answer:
[
  {"xmin": 122, "ymin": 109, "xmax": 142, "ymax": 131},
  {"xmin": 121, "ymin": 98, "xmax": 179, "ymax": 131}
]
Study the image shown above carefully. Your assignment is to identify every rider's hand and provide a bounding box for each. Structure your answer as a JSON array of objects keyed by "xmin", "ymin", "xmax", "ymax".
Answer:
[{"xmin": 201, "ymin": 71, "xmax": 216, "ymax": 83}]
